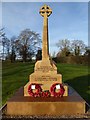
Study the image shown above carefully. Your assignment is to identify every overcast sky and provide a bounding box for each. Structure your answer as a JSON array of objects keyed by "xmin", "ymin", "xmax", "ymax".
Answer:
[{"xmin": 2, "ymin": 2, "xmax": 88, "ymax": 55}]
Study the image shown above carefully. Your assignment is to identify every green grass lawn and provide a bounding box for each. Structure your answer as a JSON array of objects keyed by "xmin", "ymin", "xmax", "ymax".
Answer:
[{"xmin": 2, "ymin": 61, "xmax": 90, "ymax": 106}]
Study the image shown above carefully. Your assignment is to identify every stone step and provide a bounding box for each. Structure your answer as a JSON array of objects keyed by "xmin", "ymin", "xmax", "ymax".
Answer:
[{"xmin": 7, "ymin": 86, "xmax": 86, "ymax": 116}]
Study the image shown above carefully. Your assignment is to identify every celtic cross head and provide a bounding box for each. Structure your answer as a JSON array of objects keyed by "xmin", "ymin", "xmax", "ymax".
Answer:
[{"xmin": 39, "ymin": 4, "xmax": 52, "ymax": 17}]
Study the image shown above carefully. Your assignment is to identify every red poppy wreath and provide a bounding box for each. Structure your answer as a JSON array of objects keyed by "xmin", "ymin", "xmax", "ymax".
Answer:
[
  {"xmin": 28, "ymin": 83, "xmax": 42, "ymax": 97},
  {"xmin": 50, "ymin": 83, "xmax": 65, "ymax": 97}
]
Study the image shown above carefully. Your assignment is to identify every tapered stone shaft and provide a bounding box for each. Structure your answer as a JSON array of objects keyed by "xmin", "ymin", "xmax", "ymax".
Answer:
[{"xmin": 39, "ymin": 5, "xmax": 52, "ymax": 60}]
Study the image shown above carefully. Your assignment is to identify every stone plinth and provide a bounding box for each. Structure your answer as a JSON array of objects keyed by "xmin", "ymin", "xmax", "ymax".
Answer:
[
  {"xmin": 7, "ymin": 87, "xmax": 86, "ymax": 116},
  {"xmin": 24, "ymin": 59, "xmax": 68, "ymax": 96}
]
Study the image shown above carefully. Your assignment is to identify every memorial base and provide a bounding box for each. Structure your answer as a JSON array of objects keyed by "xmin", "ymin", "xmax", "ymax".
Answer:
[{"xmin": 7, "ymin": 86, "xmax": 86, "ymax": 116}]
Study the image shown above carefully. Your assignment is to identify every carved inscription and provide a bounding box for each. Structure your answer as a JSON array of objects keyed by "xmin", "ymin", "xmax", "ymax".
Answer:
[
  {"xmin": 36, "ymin": 66, "xmax": 55, "ymax": 72},
  {"xmin": 35, "ymin": 76, "xmax": 57, "ymax": 81}
]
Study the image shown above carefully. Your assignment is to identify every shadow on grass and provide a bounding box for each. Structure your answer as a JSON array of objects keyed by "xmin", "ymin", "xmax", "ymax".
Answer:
[{"xmin": 66, "ymin": 74, "xmax": 90, "ymax": 105}]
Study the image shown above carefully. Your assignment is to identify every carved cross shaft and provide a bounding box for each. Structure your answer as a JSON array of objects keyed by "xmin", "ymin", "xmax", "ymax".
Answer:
[{"xmin": 39, "ymin": 5, "xmax": 52, "ymax": 60}]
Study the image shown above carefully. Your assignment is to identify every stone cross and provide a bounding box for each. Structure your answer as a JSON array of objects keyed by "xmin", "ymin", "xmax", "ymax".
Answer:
[{"xmin": 39, "ymin": 5, "xmax": 52, "ymax": 60}]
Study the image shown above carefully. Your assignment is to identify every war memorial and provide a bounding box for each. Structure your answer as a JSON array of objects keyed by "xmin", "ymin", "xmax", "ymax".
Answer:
[{"xmin": 5, "ymin": 4, "xmax": 87, "ymax": 117}]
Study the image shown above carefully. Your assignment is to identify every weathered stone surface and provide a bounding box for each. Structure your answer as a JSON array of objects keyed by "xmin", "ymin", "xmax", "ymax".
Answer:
[
  {"xmin": 34, "ymin": 60, "xmax": 57, "ymax": 73},
  {"xmin": 7, "ymin": 87, "xmax": 86, "ymax": 116}
]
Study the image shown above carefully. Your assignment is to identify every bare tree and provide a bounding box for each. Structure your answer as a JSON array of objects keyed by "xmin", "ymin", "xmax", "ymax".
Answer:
[
  {"xmin": 84, "ymin": 46, "xmax": 90, "ymax": 56},
  {"xmin": 0, "ymin": 28, "xmax": 6, "ymax": 59},
  {"xmin": 0, "ymin": 28, "xmax": 12, "ymax": 60},
  {"xmin": 5, "ymin": 38, "xmax": 10, "ymax": 59},
  {"xmin": 9, "ymin": 36, "xmax": 17, "ymax": 62},
  {"xmin": 56, "ymin": 39, "xmax": 71, "ymax": 57},
  {"xmin": 16, "ymin": 29, "xmax": 41, "ymax": 62},
  {"xmin": 71, "ymin": 40, "xmax": 86, "ymax": 56}
]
